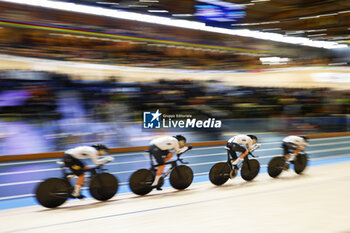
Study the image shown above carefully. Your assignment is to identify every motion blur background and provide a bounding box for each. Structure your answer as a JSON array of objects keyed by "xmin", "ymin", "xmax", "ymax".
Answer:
[{"xmin": 0, "ymin": 0, "xmax": 349, "ymax": 155}]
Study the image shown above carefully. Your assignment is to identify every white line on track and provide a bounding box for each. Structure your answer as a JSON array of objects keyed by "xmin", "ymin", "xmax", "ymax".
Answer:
[
  {"xmin": 309, "ymin": 146, "xmax": 350, "ymax": 154},
  {"xmin": 1, "ymin": 152, "xmax": 349, "ymax": 188},
  {"xmin": 0, "ymin": 159, "xmax": 59, "ymax": 166},
  {"xmin": 0, "ymin": 194, "xmax": 34, "ymax": 201},
  {"xmin": 0, "ymin": 168, "xmax": 60, "ymax": 176},
  {"xmin": 1, "ymin": 155, "xmax": 349, "ymax": 201},
  {"xmin": 0, "ymin": 180, "xmax": 43, "ymax": 187},
  {"xmin": 310, "ymin": 136, "xmax": 350, "ymax": 141},
  {"xmin": 1, "ymin": 143, "xmax": 350, "ymax": 176},
  {"xmin": 1, "ymin": 136, "xmax": 349, "ymax": 166},
  {"xmin": 0, "ymin": 153, "xmax": 228, "ymax": 176}
]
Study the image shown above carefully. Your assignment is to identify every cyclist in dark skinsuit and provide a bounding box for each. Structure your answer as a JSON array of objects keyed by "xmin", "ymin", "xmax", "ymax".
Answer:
[{"xmin": 63, "ymin": 144, "xmax": 113, "ymax": 198}]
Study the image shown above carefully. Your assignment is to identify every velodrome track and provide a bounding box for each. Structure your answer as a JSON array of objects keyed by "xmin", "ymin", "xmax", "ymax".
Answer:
[
  {"xmin": 1, "ymin": 135, "xmax": 350, "ymax": 210},
  {"xmin": 1, "ymin": 136, "xmax": 350, "ymax": 233}
]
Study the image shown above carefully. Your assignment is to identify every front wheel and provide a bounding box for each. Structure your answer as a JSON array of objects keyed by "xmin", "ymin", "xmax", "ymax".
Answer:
[
  {"xmin": 294, "ymin": 153, "xmax": 308, "ymax": 174},
  {"xmin": 89, "ymin": 173, "xmax": 119, "ymax": 201},
  {"xmin": 209, "ymin": 162, "xmax": 230, "ymax": 186},
  {"xmin": 268, "ymin": 156, "xmax": 285, "ymax": 178},
  {"xmin": 129, "ymin": 169, "xmax": 154, "ymax": 195},
  {"xmin": 169, "ymin": 165, "xmax": 193, "ymax": 190},
  {"xmin": 241, "ymin": 159, "xmax": 260, "ymax": 181},
  {"xmin": 35, "ymin": 178, "xmax": 71, "ymax": 208}
]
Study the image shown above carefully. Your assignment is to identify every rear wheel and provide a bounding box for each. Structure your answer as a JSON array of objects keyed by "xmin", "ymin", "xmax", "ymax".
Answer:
[
  {"xmin": 209, "ymin": 162, "xmax": 230, "ymax": 186},
  {"xmin": 129, "ymin": 169, "xmax": 154, "ymax": 195},
  {"xmin": 35, "ymin": 178, "xmax": 71, "ymax": 208},
  {"xmin": 268, "ymin": 157, "xmax": 285, "ymax": 178}
]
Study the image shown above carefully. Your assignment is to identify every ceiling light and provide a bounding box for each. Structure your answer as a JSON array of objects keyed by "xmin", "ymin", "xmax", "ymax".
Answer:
[
  {"xmin": 299, "ymin": 16, "xmax": 319, "ymax": 20},
  {"xmin": 128, "ymin": 4, "xmax": 148, "ymax": 7},
  {"xmin": 319, "ymin": 13, "xmax": 338, "ymax": 17},
  {"xmin": 286, "ymin": 31, "xmax": 304, "ymax": 35},
  {"xmin": 172, "ymin": 14, "xmax": 193, "ymax": 17},
  {"xmin": 308, "ymin": 33, "xmax": 327, "ymax": 37},
  {"xmin": 148, "ymin": 10, "xmax": 168, "ymax": 13},
  {"xmin": 0, "ymin": 0, "xmax": 346, "ymax": 49},
  {"xmin": 328, "ymin": 62, "xmax": 347, "ymax": 66},
  {"xmin": 232, "ymin": 21, "xmax": 279, "ymax": 26},
  {"xmin": 306, "ymin": 29, "xmax": 327, "ymax": 32},
  {"xmin": 97, "ymin": 2, "xmax": 118, "ymax": 5},
  {"xmin": 300, "ymin": 12, "xmax": 338, "ymax": 20},
  {"xmin": 260, "ymin": 57, "xmax": 289, "ymax": 64},
  {"xmin": 338, "ymin": 10, "xmax": 350, "ymax": 14},
  {"xmin": 262, "ymin": 28, "xmax": 280, "ymax": 31}
]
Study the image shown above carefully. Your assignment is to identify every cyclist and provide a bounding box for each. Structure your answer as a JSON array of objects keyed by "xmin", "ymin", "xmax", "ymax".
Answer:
[
  {"xmin": 226, "ymin": 134, "xmax": 260, "ymax": 176},
  {"xmin": 282, "ymin": 135, "xmax": 309, "ymax": 169},
  {"xmin": 63, "ymin": 144, "xmax": 114, "ymax": 199},
  {"xmin": 149, "ymin": 135, "xmax": 192, "ymax": 189}
]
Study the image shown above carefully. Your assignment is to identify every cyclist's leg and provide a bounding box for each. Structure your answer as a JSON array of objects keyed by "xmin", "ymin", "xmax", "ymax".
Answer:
[
  {"xmin": 149, "ymin": 146, "xmax": 169, "ymax": 186},
  {"xmin": 230, "ymin": 143, "xmax": 247, "ymax": 166},
  {"xmin": 290, "ymin": 147, "xmax": 302, "ymax": 161},
  {"xmin": 153, "ymin": 151, "xmax": 173, "ymax": 189},
  {"xmin": 163, "ymin": 151, "xmax": 173, "ymax": 163},
  {"xmin": 282, "ymin": 142, "xmax": 293, "ymax": 160},
  {"xmin": 283, "ymin": 142, "xmax": 299, "ymax": 161},
  {"xmin": 155, "ymin": 151, "xmax": 173, "ymax": 178},
  {"xmin": 282, "ymin": 142, "xmax": 297, "ymax": 170},
  {"xmin": 227, "ymin": 142, "xmax": 238, "ymax": 162},
  {"xmin": 64, "ymin": 154, "xmax": 86, "ymax": 198}
]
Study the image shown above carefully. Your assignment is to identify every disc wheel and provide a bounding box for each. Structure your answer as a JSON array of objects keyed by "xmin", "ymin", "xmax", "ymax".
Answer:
[
  {"xmin": 169, "ymin": 165, "xmax": 194, "ymax": 190},
  {"xmin": 35, "ymin": 178, "xmax": 71, "ymax": 208},
  {"xmin": 209, "ymin": 162, "xmax": 231, "ymax": 186},
  {"xmin": 268, "ymin": 156, "xmax": 285, "ymax": 178},
  {"xmin": 241, "ymin": 159, "xmax": 260, "ymax": 181},
  {"xmin": 89, "ymin": 173, "xmax": 119, "ymax": 201},
  {"xmin": 294, "ymin": 153, "xmax": 308, "ymax": 174},
  {"xmin": 129, "ymin": 169, "xmax": 154, "ymax": 195}
]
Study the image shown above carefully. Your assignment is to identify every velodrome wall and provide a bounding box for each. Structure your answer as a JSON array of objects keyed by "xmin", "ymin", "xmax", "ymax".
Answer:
[{"xmin": 0, "ymin": 55, "xmax": 350, "ymax": 89}]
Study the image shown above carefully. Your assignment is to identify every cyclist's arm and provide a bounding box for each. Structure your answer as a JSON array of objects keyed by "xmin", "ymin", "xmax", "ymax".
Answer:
[
  {"xmin": 246, "ymin": 140, "xmax": 253, "ymax": 152},
  {"xmin": 301, "ymin": 141, "xmax": 308, "ymax": 149},
  {"xmin": 89, "ymin": 151, "xmax": 102, "ymax": 166},
  {"xmin": 173, "ymin": 142, "xmax": 188, "ymax": 155}
]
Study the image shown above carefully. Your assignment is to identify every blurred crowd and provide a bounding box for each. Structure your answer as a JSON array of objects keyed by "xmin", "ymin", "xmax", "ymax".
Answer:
[
  {"xmin": 0, "ymin": 70, "xmax": 350, "ymax": 154},
  {"xmin": 1, "ymin": 70, "xmax": 349, "ymax": 121},
  {"xmin": 0, "ymin": 4, "xmax": 333, "ymax": 70},
  {"xmin": 0, "ymin": 70, "xmax": 349, "ymax": 155},
  {"xmin": 0, "ymin": 27, "xmax": 262, "ymax": 70}
]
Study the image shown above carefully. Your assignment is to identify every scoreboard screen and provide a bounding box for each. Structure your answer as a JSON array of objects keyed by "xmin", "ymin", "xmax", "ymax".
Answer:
[{"xmin": 195, "ymin": 0, "xmax": 246, "ymax": 27}]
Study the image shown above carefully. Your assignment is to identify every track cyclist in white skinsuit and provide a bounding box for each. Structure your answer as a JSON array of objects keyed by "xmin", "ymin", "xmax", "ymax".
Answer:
[
  {"xmin": 226, "ymin": 134, "xmax": 261, "ymax": 176},
  {"xmin": 149, "ymin": 135, "xmax": 192, "ymax": 189},
  {"xmin": 63, "ymin": 144, "xmax": 114, "ymax": 199},
  {"xmin": 281, "ymin": 135, "xmax": 309, "ymax": 169}
]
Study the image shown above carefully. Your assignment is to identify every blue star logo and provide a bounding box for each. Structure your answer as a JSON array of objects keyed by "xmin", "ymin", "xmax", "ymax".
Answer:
[{"xmin": 143, "ymin": 109, "xmax": 162, "ymax": 129}]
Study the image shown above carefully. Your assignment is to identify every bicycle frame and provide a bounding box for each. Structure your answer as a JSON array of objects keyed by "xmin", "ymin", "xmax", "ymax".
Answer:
[
  {"xmin": 150, "ymin": 160, "xmax": 179, "ymax": 179},
  {"xmin": 225, "ymin": 148, "xmax": 256, "ymax": 170},
  {"xmin": 147, "ymin": 149, "xmax": 189, "ymax": 178},
  {"xmin": 57, "ymin": 162, "xmax": 106, "ymax": 183}
]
